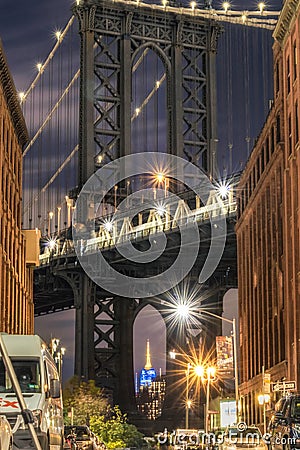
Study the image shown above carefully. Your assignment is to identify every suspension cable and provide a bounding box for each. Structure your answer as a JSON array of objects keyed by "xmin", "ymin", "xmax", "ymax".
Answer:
[
  {"xmin": 23, "ymin": 69, "xmax": 80, "ymax": 157},
  {"xmin": 23, "ymin": 145, "xmax": 79, "ymax": 215},
  {"xmin": 20, "ymin": 15, "xmax": 75, "ymax": 104},
  {"xmin": 131, "ymin": 74, "xmax": 166, "ymax": 121}
]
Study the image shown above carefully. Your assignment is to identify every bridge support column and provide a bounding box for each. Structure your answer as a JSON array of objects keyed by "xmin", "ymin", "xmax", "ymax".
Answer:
[
  {"xmin": 76, "ymin": 5, "xmax": 96, "ymax": 188},
  {"xmin": 114, "ymin": 297, "xmax": 136, "ymax": 413},
  {"xmin": 120, "ymin": 15, "xmax": 132, "ymax": 159},
  {"xmin": 207, "ymin": 27, "xmax": 220, "ymax": 179},
  {"xmin": 74, "ymin": 273, "xmax": 95, "ymax": 381}
]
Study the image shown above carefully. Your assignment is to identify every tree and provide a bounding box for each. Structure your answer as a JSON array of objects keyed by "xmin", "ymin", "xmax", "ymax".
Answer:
[
  {"xmin": 63, "ymin": 376, "xmax": 108, "ymax": 425},
  {"xmin": 90, "ymin": 406, "xmax": 145, "ymax": 449},
  {"xmin": 63, "ymin": 378, "xmax": 145, "ymax": 448}
]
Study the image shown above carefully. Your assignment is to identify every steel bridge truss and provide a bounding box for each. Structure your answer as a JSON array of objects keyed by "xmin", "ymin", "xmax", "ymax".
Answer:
[
  {"xmin": 33, "ymin": 0, "xmax": 236, "ymax": 420},
  {"xmin": 74, "ymin": 0, "xmax": 221, "ymax": 187}
]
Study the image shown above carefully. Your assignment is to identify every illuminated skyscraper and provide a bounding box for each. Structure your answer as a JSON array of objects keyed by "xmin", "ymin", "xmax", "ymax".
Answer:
[
  {"xmin": 136, "ymin": 340, "xmax": 166, "ymax": 420},
  {"xmin": 139, "ymin": 339, "xmax": 156, "ymax": 388}
]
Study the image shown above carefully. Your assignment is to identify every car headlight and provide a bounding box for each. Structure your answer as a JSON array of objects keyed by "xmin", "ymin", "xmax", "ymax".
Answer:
[{"xmin": 32, "ymin": 410, "xmax": 42, "ymax": 428}]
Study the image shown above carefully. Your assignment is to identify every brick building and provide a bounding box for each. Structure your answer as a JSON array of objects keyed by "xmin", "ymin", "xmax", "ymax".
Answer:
[
  {"xmin": 274, "ymin": 0, "xmax": 300, "ymax": 391},
  {"xmin": 236, "ymin": 0, "xmax": 300, "ymax": 425},
  {"xmin": 0, "ymin": 41, "xmax": 39, "ymax": 334}
]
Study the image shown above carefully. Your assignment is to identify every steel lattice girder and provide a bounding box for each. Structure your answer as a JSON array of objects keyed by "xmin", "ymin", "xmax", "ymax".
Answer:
[{"xmin": 74, "ymin": 0, "xmax": 221, "ymax": 183}]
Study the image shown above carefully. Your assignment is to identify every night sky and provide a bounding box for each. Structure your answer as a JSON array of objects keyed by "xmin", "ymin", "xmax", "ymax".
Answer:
[{"xmin": 0, "ymin": 0, "xmax": 282, "ymax": 382}]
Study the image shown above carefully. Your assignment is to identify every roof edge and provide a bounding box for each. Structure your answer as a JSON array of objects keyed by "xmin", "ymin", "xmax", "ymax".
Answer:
[
  {"xmin": 0, "ymin": 39, "xmax": 29, "ymax": 149},
  {"xmin": 273, "ymin": 0, "xmax": 299, "ymax": 45}
]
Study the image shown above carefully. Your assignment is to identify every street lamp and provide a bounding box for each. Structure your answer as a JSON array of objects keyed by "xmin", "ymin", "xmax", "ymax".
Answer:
[
  {"xmin": 65, "ymin": 196, "xmax": 73, "ymax": 227},
  {"xmin": 170, "ymin": 351, "xmax": 217, "ymax": 431},
  {"xmin": 154, "ymin": 172, "xmax": 169, "ymax": 197},
  {"xmin": 258, "ymin": 393, "xmax": 270, "ymax": 434},
  {"xmin": 50, "ymin": 338, "xmax": 66, "ymax": 378},
  {"xmin": 57, "ymin": 206, "xmax": 61, "ymax": 233},
  {"xmin": 203, "ymin": 366, "xmax": 217, "ymax": 434},
  {"xmin": 48, "ymin": 211, "xmax": 54, "ymax": 236},
  {"xmin": 186, "ymin": 363, "xmax": 191, "ymax": 429},
  {"xmin": 199, "ymin": 309, "xmax": 239, "ymax": 423},
  {"xmin": 170, "ymin": 350, "xmax": 191, "ymax": 429},
  {"xmin": 193, "ymin": 364, "xmax": 217, "ymax": 433}
]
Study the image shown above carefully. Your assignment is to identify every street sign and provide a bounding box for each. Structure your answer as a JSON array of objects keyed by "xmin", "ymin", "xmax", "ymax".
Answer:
[{"xmin": 272, "ymin": 381, "xmax": 296, "ymax": 392}]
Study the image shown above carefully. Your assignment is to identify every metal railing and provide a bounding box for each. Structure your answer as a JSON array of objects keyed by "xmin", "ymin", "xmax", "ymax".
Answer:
[{"xmin": 39, "ymin": 190, "xmax": 237, "ymax": 266}]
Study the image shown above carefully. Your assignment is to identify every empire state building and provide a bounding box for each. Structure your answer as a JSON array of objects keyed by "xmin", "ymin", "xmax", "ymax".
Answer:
[{"xmin": 136, "ymin": 340, "xmax": 166, "ymax": 420}]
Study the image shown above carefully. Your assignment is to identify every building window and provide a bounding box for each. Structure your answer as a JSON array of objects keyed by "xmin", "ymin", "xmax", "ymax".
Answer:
[
  {"xmin": 287, "ymin": 55, "xmax": 291, "ymax": 93},
  {"xmin": 271, "ymin": 127, "xmax": 274, "ymax": 154},
  {"xmin": 276, "ymin": 114, "xmax": 281, "ymax": 143},
  {"xmin": 296, "ymin": 102, "xmax": 299, "ymax": 144},
  {"xmin": 275, "ymin": 60, "xmax": 280, "ymax": 94},
  {"xmin": 293, "ymin": 41, "xmax": 297, "ymax": 81},
  {"xmin": 288, "ymin": 114, "xmax": 292, "ymax": 155},
  {"xmin": 266, "ymin": 137, "xmax": 270, "ymax": 164},
  {"xmin": 261, "ymin": 148, "xmax": 265, "ymax": 173}
]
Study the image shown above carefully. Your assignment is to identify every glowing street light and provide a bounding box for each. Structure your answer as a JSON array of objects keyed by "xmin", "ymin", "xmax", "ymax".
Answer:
[
  {"xmin": 47, "ymin": 238, "xmax": 57, "ymax": 251},
  {"xmin": 194, "ymin": 364, "xmax": 205, "ymax": 378},
  {"xmin": 216, "ymin": 181, "xmax": 231, "ymax": 199},
  {"xmin": 170, "ymin": 350, "xmax": 217, "ymax": 431},
  {"xmin": 190, "ymin": 1, "xmax": 196, "ymax": 11},
  {"xmin": 65, "ymin": 195, "xmax": 73, "ymax": 227},
  {"xmin": 258, "ymin": 393, "xmax": 270, "ymax": 434},
  {"xmin": 258, "ymin": 2, "xmax": 265, "ymax": 14},
  {"xmin": 48, "ymin": 211, "xmax": 54, "ymax": 235},
  {"xmin": 185, "ymin": 363, "xmax": 191, "ymax": 428},
  {"xmin": 19, "ymin": 92, "xmax": 25, "ymax": 102},
  {"xmin": 50, "ymin": 338, "xmax": 66, "ymax": 378},
  {"xmin": 156, "ymin": 173, "xmax": 165, "ymax": 183},
  {"xmin": 176, "ymin": 302, "xmax": 191, "ymax": 320},
  {"xmin": 57, "ymin": 206, "xmax": 61, "ymax": 233},
  {"xmin": 154, "ymin": 172, "xmax": 169, "ymax": 197},
  {"xmin": 200, "ymin": 365, "xmax": 217, "ymax": 434},
  {"xmin": 199, "ymin": 309, "xmax": 239, "ymax": 424},
  {"xmin": 155, "ymin": 205, "xmax": 166, "ymax": 217},
  {"xmin": 222, "ymin": 2, "xmax": 230, "ymax": 13},
  {"xmin": 55, "ymin": 30, "xmax": 62, "ymax": 41},
  {"xmin": 103, "ymin": 219, "xmax": 114, "ymax": 232},
  {"xmin": 241, "ymin": 13, "xmax": 247, "ymax": 24},
  {"xmin": 169, "ymin": 351, "xmax": 193, "ymax": 429}
]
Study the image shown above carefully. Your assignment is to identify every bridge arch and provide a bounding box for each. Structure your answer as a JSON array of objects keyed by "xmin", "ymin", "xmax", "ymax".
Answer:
[{"xmin": 131, "ymin": 43, "xmax": 170, "ymax": 154}]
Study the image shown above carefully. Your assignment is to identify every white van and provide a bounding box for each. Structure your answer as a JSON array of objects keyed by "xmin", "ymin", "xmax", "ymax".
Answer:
[{"xmin": 0, "ymin": 334, "xmax": 64, "ymax": 450}]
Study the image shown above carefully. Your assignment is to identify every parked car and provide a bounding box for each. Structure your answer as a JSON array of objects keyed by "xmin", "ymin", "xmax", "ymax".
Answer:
[
  {"xmin": 268, "ymin": 394, "xmax": 300, "ymax": 450},
  {"xmin": 222, "ymin": 426, "xmax": 267, "ymax": 450},
  {"xmin": 0, "ymin": 415, "xmax": 12, "ymax": 450},
  {"xmin": 64, "ymin": 425, "xmax": 98, "ymax": 450}
]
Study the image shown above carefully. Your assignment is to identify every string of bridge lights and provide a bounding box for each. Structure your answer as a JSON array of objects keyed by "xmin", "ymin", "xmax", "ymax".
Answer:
[
  {"xmin": 18, "ymin": 15, "xmax": 75, "ymax": 104},
  {"xmin": 18, "ymin": 0, "xmax": 280, "ymax": 110},
  {"xmin": 19, "ymin": 0, "xmax": 280, "ymax": 106},
  {"xmin": 74, "ymin": 0, "xmax": 280, "ymax": 30}
]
